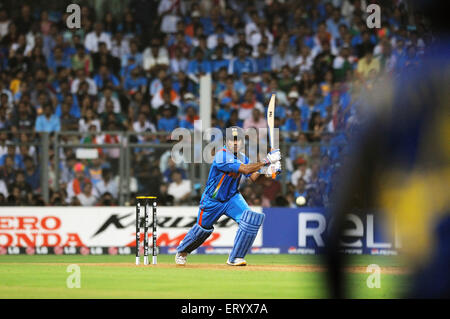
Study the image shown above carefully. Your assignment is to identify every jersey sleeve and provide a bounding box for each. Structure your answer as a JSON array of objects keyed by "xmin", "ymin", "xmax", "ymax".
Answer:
[{"xmin": 214, "ymin": 150, "xmax": 242, "ymax": 173}]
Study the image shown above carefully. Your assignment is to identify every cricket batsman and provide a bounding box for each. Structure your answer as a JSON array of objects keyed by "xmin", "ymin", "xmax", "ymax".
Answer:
[{"xmin": 175, "ymin": 126, "xmax": 281, "ymax": 266}]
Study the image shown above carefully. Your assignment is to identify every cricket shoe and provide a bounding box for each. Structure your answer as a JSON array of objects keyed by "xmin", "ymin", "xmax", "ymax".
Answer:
[
  {"xmin": 226, "ymin": 258, "xmax": 247, "ymax": 266},
  {"xmin": 175, "ymin": 252, "xmax": 187, "ymax": 265}
]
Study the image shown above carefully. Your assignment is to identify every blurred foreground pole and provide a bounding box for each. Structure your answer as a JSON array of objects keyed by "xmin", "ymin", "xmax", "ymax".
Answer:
[
  {"xmin": 199, "ymin": 74, "xmax": 212, "ymax": 188},
  {"xmin": 199, "ymin": 74, "xmax": 212, "ymax": 130}
]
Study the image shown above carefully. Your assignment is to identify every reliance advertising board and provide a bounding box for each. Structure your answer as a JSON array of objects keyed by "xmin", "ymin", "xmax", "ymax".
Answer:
[
  {"xmin": 0, "ymin": 207, "xmax": 399, "ymax": 255},
  {"xmin": 263, "ymin": 208, "xmax": 400, "ymax": 255}
]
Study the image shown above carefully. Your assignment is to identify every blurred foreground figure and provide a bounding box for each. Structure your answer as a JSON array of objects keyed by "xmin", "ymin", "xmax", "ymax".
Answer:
[{"xmin": 326, "ymin": 2, "xmax": 449, "ymax": 298}]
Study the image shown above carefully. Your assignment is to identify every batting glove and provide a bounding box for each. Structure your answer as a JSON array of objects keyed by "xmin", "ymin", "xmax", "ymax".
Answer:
[
  {"xmin": 260, "ymin": 161, "xmax": 282, "ymax": 177},
  {"xmin": 263, "ymin": 149, "xmax": 281, "ymax": 165}
]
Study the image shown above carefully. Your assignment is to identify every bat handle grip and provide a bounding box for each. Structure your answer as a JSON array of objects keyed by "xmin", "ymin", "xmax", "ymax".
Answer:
[{"xmin": 270, "ymin": 147, "xmax": 277, "ymax": 180}]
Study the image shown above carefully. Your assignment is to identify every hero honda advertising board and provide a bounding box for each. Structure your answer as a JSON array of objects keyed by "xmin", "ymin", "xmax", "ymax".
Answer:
[{"xmin": 0, "ymin": 207, "xmax": 398, "ymax": 255}]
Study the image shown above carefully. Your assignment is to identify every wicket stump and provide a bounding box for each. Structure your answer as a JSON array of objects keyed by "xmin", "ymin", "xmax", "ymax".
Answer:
[{"xmin": 135, "ymin": 196, "xmax": 157, "ymax": 265}]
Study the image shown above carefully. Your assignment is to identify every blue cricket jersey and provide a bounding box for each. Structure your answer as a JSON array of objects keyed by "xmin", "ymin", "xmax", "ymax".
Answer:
[{"xmin": 203, "ymin": 147, "xmax": 250, "ymax": 202}]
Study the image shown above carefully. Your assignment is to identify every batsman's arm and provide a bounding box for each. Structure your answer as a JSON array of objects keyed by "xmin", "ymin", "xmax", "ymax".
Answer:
[
  {"xmin": 237, "ymin": 162, "xmax": 266, "ymax": 176},
  {"xmin": 248, "ymin": 165, "xmax": 281, "ymax": 184},
  {"xmin": 249, "ymin": 171, "xmax": 265, "ymax": 184}
]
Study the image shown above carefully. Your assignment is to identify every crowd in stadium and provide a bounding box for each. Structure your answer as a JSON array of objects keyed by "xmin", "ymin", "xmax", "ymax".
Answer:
[{"xmin": 0, "ymin": 0, "xmax": 427, "ymax": 207}]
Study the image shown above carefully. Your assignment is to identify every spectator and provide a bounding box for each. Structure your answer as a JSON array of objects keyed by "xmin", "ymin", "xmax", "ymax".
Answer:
[
  {"xmin": 333, "ymin": 46, "xmax": 354, "ymax": 82},
  {"xmin": 66, "ymin": 162, "xmax": 97, "ymax": 202},
  {"xmin": 300, "ymin": 91, "xmax": 327, "ymax": 120},
  {"xmin": 94, "ymin": 168, "xmax": 118, "ymax": 198},
  {"xmin": 96, "ymin": 192, "xmax": 117, "ymax": 206},
  {"xmin": 100, "ymin": 100, "xmax": 128, "ymax": 130},
  {"xmin": 158, "ymin": 0, "xmax": 183, "ymax": 34},
  {"xmin": 84, "ymin": 22, "xmax": 112, "ymax": 53},
  {"xmin": 254, "ymin": 43, "xmax": 272, "ymax": 73},
  {"xmin": 35, "ymin": 104, "xmax": 60, "ymax": 133},
  {"xmin": 226, "ymin": 109, "xmax": 243, "ymax": 128},
  {"xmin": 14, "ymin": 4, "xmax": 34, "ymax": 35},
  {"xmin": 374, "ymin": 38, "xmax": 395, "ymax": 75},
  {"xmin": 23, "ymin": 156, "xmax": 40, "ymax": 192},
  {"xmin": 243, "ymin": 108, "xmax": 267, "ymax": 130},
  {"xmin": 118, "ymin": 10, "xmax": 142, "ymax": 38},
  {"xmin": 157, "ymin": 103, "xmax": 179, "ymax": 132},
  {"xmin": 216, "ymin": 97, "xmax": 234, "ymax": 127},
  {"xmin": 71, "ymin": 69, "xmax": 98, "ymax": 96},
  {"xmin": 10, "ymin": 102, "xmax": 35, "ymax": 133},
  {"xmin": 163, "ymin": 158, "xmax": 187, "ymax": 183},
  {"xmin": 142, "ymin": 37, "xmax": 170, "ymax": 72},
  {"xmin": 77, "ymin": 181, "xmax": 98, "ymax": 206},
  {"xmin": 170, "ymin": 46, "xmax": 189, "ymax": 74},
  {"xmin": 187, "ymin": 48, "xmax": 212, "ymax": 84},
  {"xmin": 289, "ymin": 133, "xmax": 311, "ymax": 163},
  {"xmin": 356, "ymin": 46, "xmax": 380, "ymax": 80},
  {"xmin": 120, "ymin": 38, "xmax": 142, "ymax": 68},
  {"xmin": 229, "ymin": 45, "xmax": 255, "ymax": 78},
  {"xmin": 309, "ymin": 145, "xmax": 323, "ymax": 165},
  {"xmin": 0, "ymin": 178, "xmax": 8, "ymax": 198},
  {"xmin": 98, "ymin": 87, "xmax": 121, "ymax": 114},
  {"xmin": 294, "ymin": 45, "xmax": 314, "ymax": 78},
  {"xmin": 291, "ymin": 157, "xmax": 312, "ymax": 186},
  {"xmin": 70, "ymin": 196, "xmax": 82, "ymax": 206},
  {"xmin": 326, "ymin": 8, "xmax": 348, "ymax": 39},
  {"xmin": 98, "ymin": 122, "xmax": 123, "ymax": 171},
  {"xmin": 167, "ymin": 171, "xmax": 191, "ymax": 204},
  {"xmin": 133, "ymin": 112, "xmax": 156, "ymax": 134},
  {"xmin": 278, "ymin": 65, "xmax": 296, "ymax": 94},
  {"xmin": 313, "ymin": 41, "xmax": 335, "ymax": 83},
  {"xmin": 207, "ymin": 24, "xmax": 233, "ymax": 50},
  {"xmin": 232, "ymin": 30, "xmax": 253, "ymax": 57},
  {"xmin": 9, "ymin": 170, "xmax": 33, "ymax": 204},
  {"xmin": 308, "ymin": 111, "xmax": 325, "ymax": 142},
  {"xmin": 93, "ymin": 65, "xmax": 120, "ymax": 91},
  {"xmin": 239, "ymin": 89, "xmax": 264, "ymax": 121},
  {"xmin": 0, "ymin": 155, "xmax": 16, "ymax": 186},
  {"xmin": 59, "ymin": 102, "xmax": 79, "ymax": 131},
  {"xmin": 294, "ymin": 178, "xmax": 307, "ymax": 199},
  {"xmin": 0, "ymin": 106, "xmax": 11, "ymax": 130},
  {"xmin": 271, "ymin": 42, "xmax": 295, "ymax": 72},
  {"xmin": 86, "ymin": 157, "xmax": 103, "ymax": 186},
  {"xmin": 71, "ymin": 44, "xmax": 93, "ymax": 74},
  {"xmin": 151, "ymin": 76, "xmax": 181, "ymax": 110},
  {"xmin": 102, "ymin": 12, "xmax": 117, "ymax": 35},
  {"xmin": 0, "ymin": 9, "xmax": 10, "ymax": 39},
  {"xmin": 47, "ymin": 46, "xmax": 71, "ymax": 73},
  {"xmin": 218, "ymin": 74, "xmax": 239, "ymax": 103},
  {"xmin": 49, "ymin": 189, "xmax": 67, "ymax": 206},
  {"xmin": 180, "ymin": 92, "xmax": 199, "ymax": 114},
  {"xmin": 157, "ymin": 183, "xmax": 174, "ymax": 206},
  {"xmin": 211, "ymin": 44, "xmax": 230, "ymax": 74},
  {"xmin": 261, "ymin": 176, "xmax": 281, "ymax": 207},
  {"xmin": 283, "ymin": 106, "xmax": 308, "ymax": 138},
  {"xmin": 355, "ymin": 31, "xmax": 375, "ymax": 59},
  {"xmin": 7, "ymin": 184, "xmax": 22, "ymax": 206},
  {"xmin": 123, "ymin": 67, "xmax": 147, "ymax": 94},
  {"xmin": 179, "ymin": 105, "xmax": 199, "ymax": 130},
  {"xmin": 111, "ymin": 31, "xmax": 130, "ymax": 61}
]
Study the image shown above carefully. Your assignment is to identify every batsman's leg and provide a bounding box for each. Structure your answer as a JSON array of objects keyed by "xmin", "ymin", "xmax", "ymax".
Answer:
[
  {"xmin": 177, "ymin": 223, "xmax": 214, "ymax": 254},
  {"xmin": 175, "ymin": 199, "xmax": 223, "ymax": 265},
  {"xmin": 228, "ymin": 209, "xmax": 265, "ymax": 265}
]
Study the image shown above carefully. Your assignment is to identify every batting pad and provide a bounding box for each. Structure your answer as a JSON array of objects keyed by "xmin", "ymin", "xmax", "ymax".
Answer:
[
  {"xmin": 228, "ymin": 210, "xmax": 265, "ymax": 262},
  {"xmin": 177, "ymin": 223, "xmax": 214, "ymax": 253}
]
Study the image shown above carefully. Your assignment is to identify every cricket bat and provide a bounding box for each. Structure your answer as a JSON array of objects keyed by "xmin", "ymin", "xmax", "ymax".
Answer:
[{"xmin": 267, "ymin": 93, "xmax": 276, "ymax": 179}]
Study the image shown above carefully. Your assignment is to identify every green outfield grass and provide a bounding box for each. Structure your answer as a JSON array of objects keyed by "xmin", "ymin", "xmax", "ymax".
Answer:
[{"xmin": 0, "ymin": 254, "xmax": 410, "ymax": 299}]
